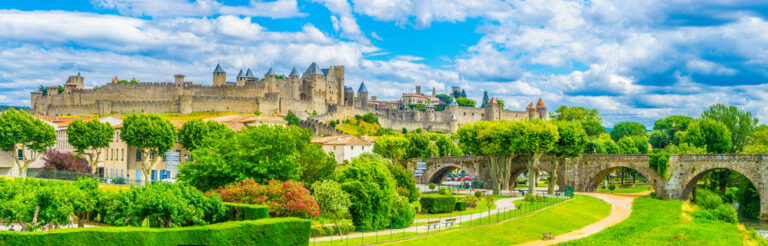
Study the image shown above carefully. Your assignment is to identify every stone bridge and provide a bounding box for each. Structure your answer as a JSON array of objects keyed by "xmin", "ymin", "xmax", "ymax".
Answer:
[{"xmin": 405, "ymin": 154, "xmax": 768, "ymax": 220}]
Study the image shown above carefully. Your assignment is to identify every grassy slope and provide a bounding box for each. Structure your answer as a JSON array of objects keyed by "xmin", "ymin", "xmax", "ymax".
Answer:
[
  {"xmin": 336, "ymin": 118, "xmax": 380, "ymax": 136},
  {"xmin": 384, "ymin": 195, "xmax": 611, "ymax": 246},
  {"xmin": 559, "ymin": 197, "xmax": 768, "ymax": 246}
]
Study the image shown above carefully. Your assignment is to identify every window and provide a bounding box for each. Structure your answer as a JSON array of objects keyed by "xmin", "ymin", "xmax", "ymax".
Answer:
[
  {"xmin": 121, "ymin": 149, "xmax": 124, "ymax": 161},
  {"xmin": 351, "ymin": 146, "xmax": 354, "ymax": 150},
  {"xmin": 17, "ymin": 149, "xmax": 23, "ymax": 161},
  {"xmin": 136, "ymin": 150, "xmax": 142, "ymax": 161}
]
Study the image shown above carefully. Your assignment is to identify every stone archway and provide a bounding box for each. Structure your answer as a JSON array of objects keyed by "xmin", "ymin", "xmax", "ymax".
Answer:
[
  {"xmin": 678, "ymin": 167, "xmax": 764, "ymax": 219},
  {"xmin": 584, "ymin": 165, "xmax": 655, "ymax": 192},
  {"xmin": 428, "ymin": 165, "xmax": 462, "ymax": 184}
]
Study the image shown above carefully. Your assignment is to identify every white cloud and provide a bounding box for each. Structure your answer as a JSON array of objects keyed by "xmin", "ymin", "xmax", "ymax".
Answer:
[
  {"xmin": 91, "ymin": 0, "xmax": 304, "ymax": 18},
  {"xmin": 311, "ymin": 0, "xmax": 369, "ymax": 43}
]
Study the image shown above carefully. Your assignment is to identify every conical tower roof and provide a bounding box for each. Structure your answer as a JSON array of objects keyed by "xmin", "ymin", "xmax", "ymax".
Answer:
[
  {"xmin": 527, "ymin": 102, "xmax": 535, "ymax": 109},
  {"xmin": 358, "ymin": 81, "xmax": 368, "ymax": 93},
  {"xmin": 265, "ymin": 67, "xmax": 276, "ymax": 76},
  {"xmin": 245, "ymin": 68, "xmax": 255, "ymax": 78},
  {"xmin": 536, "ymin": 98, "xmax": 546, "ymax": 108},
  {"xmin": 304, "ymin": 62, "xmax": 322, "ymax": 75},
  {"xmin": 449, "ymin": 96, "xmax": 458, "ymax": 106},
  {"xmin": 450, "ymin": 113, "xmax": 457, "ymax": 121},
  {"xmin": 290, "ymin": 67, "xmax": 300, "ymax": 76},
  {"xmin": 237, "ymin": 69, "xmax": 245, "ymax": 77},
  {"xmin": 214, "ymin": 63, "xmax": 225, "ymax": 73}
]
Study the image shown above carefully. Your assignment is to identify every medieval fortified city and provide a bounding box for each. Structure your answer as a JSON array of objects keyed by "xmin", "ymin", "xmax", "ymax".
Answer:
[{"xmin": 2, "ymin": 1, "xmax": 768, "ymax": 246}]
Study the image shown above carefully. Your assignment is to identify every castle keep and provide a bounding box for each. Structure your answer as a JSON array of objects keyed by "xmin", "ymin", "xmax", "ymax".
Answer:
[{"xmin": 31, "ymin": 63, "xmax": 547, "ymax": 133}]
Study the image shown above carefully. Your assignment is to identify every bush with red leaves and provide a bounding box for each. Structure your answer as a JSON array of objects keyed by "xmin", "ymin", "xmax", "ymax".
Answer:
[{"xmin": 208, "ymin": 179, "xmax": 320, "ymax": 219}]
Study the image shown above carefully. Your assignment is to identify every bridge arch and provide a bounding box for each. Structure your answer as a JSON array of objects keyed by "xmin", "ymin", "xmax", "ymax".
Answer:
[
  {"xmin": 678, "ymin": 160, "xmax": 764, "ymax": 219},
  {"xmin": 427, "ymin": 164, "xmax": 478, "ymax": 184},
  {"xmin": 571, "ymin": 155, "xmax": 662, "ymax": 193}
]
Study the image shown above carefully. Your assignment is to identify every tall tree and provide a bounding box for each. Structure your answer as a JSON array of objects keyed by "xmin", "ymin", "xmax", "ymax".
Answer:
[
  {"xmin": 610, "ymin": 122, "xmax": 647, "ymax": 142},
  {"xmin": 120, "ymin": 113, "xmax": 177, "ymax": 186},
  {"xmin": 550, "ymin": 106, "xmax": 602, "ymax": 123},
  {"xmin": 405, "ymin": 133, "xmax": 432, "ymax": 159},
  {"xmin": 179, "ymin": 119, "xmax": 209, "ymax": 151},
  {"xmin": 548, "ymin": 121, "xmax": 587, "ymax": 194},
  {"xmin": 581, "ymin": 120, "xmax": 606, "ymax": 137},
  {"xmin": 701, "ymin": 104, "xmax": 758, "ymax": 153},
  {"xmin": 460, "ymin": 89, "xmax": 467, "ymax": 98},
  {"xmin": 457, "ymin": 121, "xmax": 520, "ymax": 195},
  {"xmin": 481, "ymin": 91, "xmax": 490, "ymax": 108},
  {"xmin": 0, "ymin": 108, "xmax": 56, "ymax": 176},
  {"xmin": 653, "ymin": 115, "xmax": 693, "ymax": 147},
  {"xmin": 67, "ymin": 119, "xmax": 114, "ymax": 174},
  {"xmin": 373, "ymin": 135, "xmax": 410, "ymax": 165},
  {"xmin": 516, "ymin": 120, "xmax": 559, "ymax": 195},
  {"xmin": 681, "ymin": 118, "xmax": 732, "ymax": 154}
]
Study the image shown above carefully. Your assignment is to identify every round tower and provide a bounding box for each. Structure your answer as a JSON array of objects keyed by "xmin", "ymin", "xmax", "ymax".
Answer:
[
  {"xmin": 526, "ymin": 102, "xmax": 536, "ymax": 119},
  {"xmin": 358, "ymin": 81, "xmax": 368, "ymax": 108},
  {"xmin": 535, "ymin": 98, "xmax": 547, "ymax": 120},
  {"xmin": 449, "ymin": 113, "xmax": 458, "ymax": 133}
]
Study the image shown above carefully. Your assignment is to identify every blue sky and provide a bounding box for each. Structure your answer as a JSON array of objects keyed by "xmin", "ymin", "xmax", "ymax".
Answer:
[{"xmin": 2, "ymin": 0, "xmax": 768, "ymax": 127}]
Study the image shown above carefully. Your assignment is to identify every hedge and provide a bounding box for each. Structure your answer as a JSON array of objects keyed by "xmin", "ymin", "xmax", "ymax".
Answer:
[
  {"xmin": 454, "ymin": 201, "xmax": 468, "ymax": 211},
  {"xmin": 311, "ymin": 223, "xmax": 355, "ymax": 237},
  {"xmin": 225, "ymin": 203, "xmax": 270, "ymax": 221},
  {"xmin": 0, "ymin": 218, "xmax": 309, "ymax": 246},
  {"xmin": 419, "ymin": 195, "xmax": 456, "ymax": 214}
]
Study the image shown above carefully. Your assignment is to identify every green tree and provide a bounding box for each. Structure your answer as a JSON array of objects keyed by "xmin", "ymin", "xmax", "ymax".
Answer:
[
  {"xmin": 517, "ymin": 120, "xmax": 559, "ymax": 195},
  {"xmin": 373, "ymin": 135, "xmax": 409, "ymax": 165},
  {"xmin": 481, "ymin": 91, "xmax": 490, "ymax": 107},
  {"xmin": 405, "ymin": 132, "xmax": 432, "ymax": 159},
  {"xmin": 457, "ymin": 121, "xmax": 520, "ymax": 195},
  {"xmin": 0, "ymin": 108, "xmax": 56, "ymax": 176},
  {"xmin": 388, "ymin": 163, "xmax": 420, "ymax": 202},
  {"xmin": 455, "ymin": 97, "xmax": 476, "ymax": 107},
  {"xmin": 681, "ymin": 118, "xmax": 732, "ymax": 154},
  {"xmin": 335, "ymin": 153, "xmax": 399, "ymax": 231},
  {"xmin": 179, "ymin": 119, "xmax": 209, "ymax": 151},
  {"xmin": 435, "ymin": 135, "xmax": 462, "ymax": 157},
  {"xmin": 67, "ymin": 119, "xmax": 115, "ymax": 173},
  {"xmin": 120, "ymin": 113, "xmax": 177, "ymax": 186},
  {"xmin": 435, "ymin": 94, "xmax": 451, "ymax": 104},
  {"xmin": 460, "ymin": 89, "xmax": 467, "ymax": 98},
  {"xmin": 496, "ymin": 99, "xmax": 505, "ymax": 109},
  {"xmin": 617, "ymin": 136, "xmax": 640, "ymax": 154},
  {"xmin": 653, "ymin": 115, "xmax": 693, "ymax": 147},
  {"xmin": 550, "ymin": 106, "xmax": 602, "ymax": 123},
  {"xmin": 581, "ymin": 120, "xmax": 606, "ymax": 137},
  {"xmin": 701, "ymin": 104, "xmax": 758, "ymax": 153},
  {"xmin": 72, "ymin": 177, "xmax": 100, "ymax": 227},
  {"xmin": 649, "ymin": 129, "xmax": 671, "ymax": 149},
  {"xmin": 548, "ymin": 121, "xmax": 587, "ymax": 194},
  {"xmin": 284, "ymin": 113, "xmax": 300, "ymax": 125},
  {"xmin": 311, "ymin": 180, "xmax": 351, "ymax": 219},
  {"xmin": 610, "ymin": 122, "xmax": 647, "ymax": 142}
]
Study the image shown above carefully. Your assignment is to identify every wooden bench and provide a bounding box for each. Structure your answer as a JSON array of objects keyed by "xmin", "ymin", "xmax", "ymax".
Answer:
[
  {"xmin": 426, "ymin": 221, "xmax": 440, "ymax": 230},
  {"xmin": 542, "ymin": 232, "xmax": 555, "ymax": 240},
  {"xmin": 443, "ymin": 218, "xmax": 457, "ymax": 227}
]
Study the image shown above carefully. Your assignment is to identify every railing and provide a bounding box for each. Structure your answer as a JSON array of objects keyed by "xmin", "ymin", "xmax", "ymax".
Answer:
[
  {"xmin": 309, "ymin": 191, "xmax": 573, "ymax": 245},
  {"xmin": 26, "ymin": 169, "xmax": 162, "ymax": 186}
]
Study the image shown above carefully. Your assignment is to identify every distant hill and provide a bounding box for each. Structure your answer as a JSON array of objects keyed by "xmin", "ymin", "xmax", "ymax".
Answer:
[{"xmin": 0, "ymin": 105, "xmax": 30, "ymax": 111}]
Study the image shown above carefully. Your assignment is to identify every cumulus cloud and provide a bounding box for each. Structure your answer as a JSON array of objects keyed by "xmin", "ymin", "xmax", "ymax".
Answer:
[{"xmin": 91, "ymin": 0, "xmax": 305, "ymax": 18}]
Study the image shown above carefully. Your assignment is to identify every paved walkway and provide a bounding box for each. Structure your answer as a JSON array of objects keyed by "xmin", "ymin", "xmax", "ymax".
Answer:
[
  {"xmin": 312, "ymin": 196, "xmax": 526, "ymax": 242},
  {"xmin": 517, "ymin": 191, "xmax": 650, "ymax": 246}
]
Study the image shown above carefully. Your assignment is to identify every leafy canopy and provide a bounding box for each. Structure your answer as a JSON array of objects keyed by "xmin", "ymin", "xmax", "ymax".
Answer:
[
  {"xmin": 610, "ymin": 122, "xmax": 647, "ymax": 142},
  {"xmin": 0, "ymin": 108, "xmax": 56, "ymax": 152},
  {"xmin": 119, "ymin": 113, "xmax": 177, "ymax": 154},
  {"xmin": 701, "ymin": 104, "xmax": 758, "ymax": 153},
  {"xmin": 550, "ymin": 105, "xmax": 602, "ymax": 123},
  {"xmin": 681, "ymin": 118, "xmax": 732, "ymax": 154}
]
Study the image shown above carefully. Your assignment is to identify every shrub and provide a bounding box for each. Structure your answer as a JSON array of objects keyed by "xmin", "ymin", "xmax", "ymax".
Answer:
[
  {"xmin": 225, "ymin": 203, "xmax": 269, "ymax": 221},
  {"xmin": 311, "ymin": 180, "xmax": 351, "ymax": 218},
  {"xmin": 454, "ymin": 201, "xmax": 468, "ymax": 211},
  {"xmin": 697, "ymin": 190, "xmax": 723, "ymax": 210},
  {"xmin": 209, "ymin": 179, "xmax": 320, "ymax": 219},
  {"xmin": 336, "ymin": 153, "xmax": 399, "ymax": 231},
  {"xmin": 428, "ymin": 183, "xmax": 436, "ymax": 190},
  {"xmin": 420, "ymin": 195, "xmax": 456, "ymax": 213},
  {"xmin": 439, "ymin": 187, "xmax": 452, "ymax": 195},
  {"xmin": 101, "ymin": 182, "xmax": 227, "ymax": 228},
  {"xmin": 389, "ymin": 196, "xmax": 415, "ymax": 229},
  {"xmin": 474, "ymin": 191, "xmax": 483, "ymax": 199},
  {"xmin": 462, "ymin": 196, "xmax": 478, "ymax": 208},
  {"xmin": 311, "ymin": 223, "xmax": 356, "ymax": 237},
  {"xmin": 608, "ymin": 184, "xmax": 616, "ymax": 191},
  {"xmin": 388, "ymin": 164, "xmax": 420, "ymax": 202},
  {"xmin": 692, "ymin": 204, "xmax": 738, "ymax": 224},
  {"xmin": 42, "ymin": 149, "xmax": 92, "ymax": 173},
  {"xmin": 0, "ymin": 218, "xmax": 309, "ymax": 246}
]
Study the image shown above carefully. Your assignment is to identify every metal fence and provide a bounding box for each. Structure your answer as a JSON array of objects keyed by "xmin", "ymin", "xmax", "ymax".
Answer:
[
  {"xmin": 26, "ymin": 169, "xmax": 146, "ymax": 186},
  {"xmin": 309, "ymin": 191, "xmax": 573, "ymax": 246}
]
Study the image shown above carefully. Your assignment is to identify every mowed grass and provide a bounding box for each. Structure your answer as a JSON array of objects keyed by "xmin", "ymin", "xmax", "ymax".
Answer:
[
  {"xmin": 335, "ymin": 118, "xmax": 381, "ymax": 136},
  {"xmin": 383, "ymin": 195, "xmax": 611, "ymax": 246},
  {"xmin": 559, "ymin": 197, "xmax": 768, "ymax": 246},
  {"xmin": 597, "ymin": 185, "xmax": 652, "ymax": 193}
]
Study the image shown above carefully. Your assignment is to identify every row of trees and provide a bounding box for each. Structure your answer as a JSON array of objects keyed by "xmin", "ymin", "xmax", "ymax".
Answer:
[{"xmin": 372, "ymin": 131, "xmax": 463, "ymax": 164}]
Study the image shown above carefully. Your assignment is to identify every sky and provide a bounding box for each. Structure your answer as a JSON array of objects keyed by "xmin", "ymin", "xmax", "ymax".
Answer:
[{"xmin": 1, "ymin": 0, "xmax": 768, "ymax": 127}]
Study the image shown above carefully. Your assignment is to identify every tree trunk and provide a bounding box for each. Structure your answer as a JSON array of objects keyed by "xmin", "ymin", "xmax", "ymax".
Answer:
[
  {"xmin": 632, "ymin": 173, "xmax": 636, "ymax": 184},
  {"xmin": 620, "ymin": 170, "xmax": 624, "ymax": 186},
  {"xmin": 547, "ymin": 158, "xmax": 561, "ymax": 195},
  {"xmin": 692, "ymin": 185, "xmax": 698, "ymax": 203},
  {"xmin": 718, "ymin": 170, "xmax": 730, "ymax": 195},
  {"xmin": 527, "ymin": 153, "xmax": 543, "ymax": 196}
]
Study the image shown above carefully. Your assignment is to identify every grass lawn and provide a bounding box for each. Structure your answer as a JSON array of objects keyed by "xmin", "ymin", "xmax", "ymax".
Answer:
[
  {"xmin": 597, "ymin": 185, "xmax": 652, "ymax": 193},
  {"xmin": 382, "ymin": 195, "xmax": 611, "ymax": 246},
  {"xmin": 335, "ymin": 118, "xmax": 381, "ymax": 135},
  {"xmin": 558, "ymin": 197, "xmax": 768, "ymax": 246}
]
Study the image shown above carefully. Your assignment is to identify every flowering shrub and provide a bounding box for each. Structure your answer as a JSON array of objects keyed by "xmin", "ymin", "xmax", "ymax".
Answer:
[
  {"xmin": 210, "ymin": 179, "xmax": 320, "ymax": 219},
  {"xmin": 311, "ymin": 180, "xmax": 351, "ymax": 218}
]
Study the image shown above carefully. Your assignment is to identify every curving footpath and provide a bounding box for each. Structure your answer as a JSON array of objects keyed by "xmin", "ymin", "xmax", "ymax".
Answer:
[{"xmin": 518, "ymin": 191, "xmax": 650, "ymax": 246}]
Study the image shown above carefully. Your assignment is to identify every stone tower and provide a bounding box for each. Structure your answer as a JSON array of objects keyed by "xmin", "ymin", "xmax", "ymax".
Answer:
[
  {"xmin": 332, "ymin": 66, "xmax": 345, "ymax": 106},
  {"xmin": 526, "ymin": 102, "xmax": 536, "ymax": 119},
  {"xmin": 449, "ymin": 113, "xmax": 458, "ymax": 133},
  {"xmin": 174, "ymin": 74, "xmax": 185, "ymax": 86},
  {"xmin": 448, "ymin": 95, "xmax": 459, "ymax": 113},
  {"xmin": 213, "ymin": 63, "xmax": 226, "ymax": 87},
  {"xmin": 484, "ymin": 97, "xmax": 501, "ymax": 120},
  {"xmin": 289, "ymin": 67, "xmax": 300, "ymax": 100},
  {"xmin": 416, "ymin": 85, "xmax": 422, "ymax": 95},
  {"xmin": 344, "ymin": 87, "xmax": 354, "ymax": 106},
  {"xmin": 236, "ymin": 69, "xmax": 247, "ymax": 86},
  {"xmin": 426, "ymin": 104, "xmax": 435, "ymax": 122},
  {"xmin": 536, "ymin": 98, "xmax": 547, "ymax": 120},
  {"xmin": 358, "ymin": 81, "xmax": 368, "ymax": 108}
]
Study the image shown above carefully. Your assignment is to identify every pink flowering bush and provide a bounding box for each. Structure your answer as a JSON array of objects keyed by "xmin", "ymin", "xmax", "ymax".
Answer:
[{"xmin": 208, "ymin": 179, "xmax": 320, "ymax": 218}]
